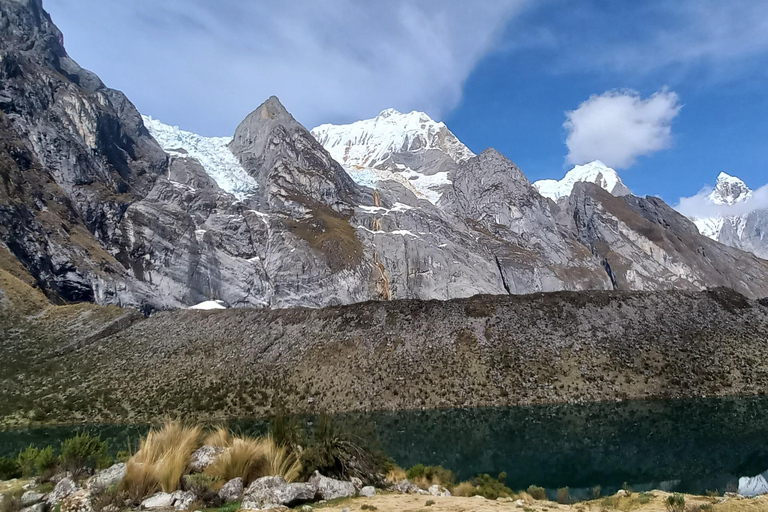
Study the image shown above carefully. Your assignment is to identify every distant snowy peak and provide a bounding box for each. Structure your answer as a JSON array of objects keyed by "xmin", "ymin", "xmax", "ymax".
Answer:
[
  {"xmin": 143, "ymin": 115, "xmax": 258, "ymax": 200},
  {"xmin": 709, "ymin": 172, "xmax": 752, "ymax": 205},
  {"xmin": 311, "ymin": 108, "xmax": 475, "ymax": 170},
  {"xmin": 533, "ymin": 161, "xmax": 631, "ymax": 201}
]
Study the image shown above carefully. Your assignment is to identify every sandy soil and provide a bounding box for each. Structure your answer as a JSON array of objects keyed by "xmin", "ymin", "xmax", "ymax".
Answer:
[{"xmin": 312, "ymin": 491, "xmax": 768, "ymax": 512}]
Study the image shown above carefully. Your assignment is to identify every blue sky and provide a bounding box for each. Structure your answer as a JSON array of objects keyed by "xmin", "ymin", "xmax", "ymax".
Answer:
[{"xmin": 45, "ymin": 0, "xmax": 768, "ymax": 205}]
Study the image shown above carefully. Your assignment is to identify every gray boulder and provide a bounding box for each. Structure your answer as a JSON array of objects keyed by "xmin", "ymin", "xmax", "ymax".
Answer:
[
  {"xmin": 171, "ymin": 490, "xmax": 196, "ymax": 510},
  {"xmin": 60, "ymin": 490, "xmax": 94, "ymax": 512},
  {"xmin": 47, "ymin": 478, "xmax": 80, "ymax": 506},
  {"xmin": 308, "ymin": 472, "xmax": 355, "ymax": 500},
  {"xmin": 87, "ymin": 463, "xmax": 126, "ymax": 491},
  {"xmin": 392, "ymin": 479, "xmax": 424, "ymax": 494},
  {"xmin": 189, "ymin": 446, "xmax": 222, "ymax": 473},
  {"xmin": 20, "ymin": 504, "xmax": 46, "ymax": 512},
  {"xmin": 242, "ymin": 481, "xmax": 316, "ymax": 510},
  {"xmin": 141, "ymin": 492, "xmax": 174, "ymax": 510},
  {"xmin": 20, "ymin": 492, "xmax": 45, "ymax": 507},
  {"xmin": 218, "ymin": 477, "xmax": 244, "ymax": 502},
  {"xmin": 428, "ymin": 484, "xmax": 451, "ymax": 497},
  {"xmin": 359, "ymin": 486, "xmax": 376, "ymax": 497}
]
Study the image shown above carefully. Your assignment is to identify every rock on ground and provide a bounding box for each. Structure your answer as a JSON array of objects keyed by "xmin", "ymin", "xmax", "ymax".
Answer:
[
  {"xmin": 141, "ymin": 492, "xmax": 174, "ymax": 510},
  {"xmin": 242, "ymin": 480, "xmax": 316, "ymax": 510},
  {"xmin": 47, "ymin": 478, "xmax": 80, "ymax": 506},
  {"xmin": 60, "ymin": 490, "xmax": 94, "ymax": 512},
  {"xmin": 189, "ymin": 446, "xmax": 223, "ymax": 473},
  {"xmin": 309, "ymin": 472, "xmax": 356, "ymax": 501},
  {"xmin": 20, "ymin": 491, "xmax": 45, "ymax": 506},
  {"xmin": 87, "ymin": 463, "xmax": 127, "ymax": 491},
  {"xmin": 218, "ymin": 477, "xmax": 244, "ymax": 502},
  {"xmin": 359, "ymin": 486, "xmax": 376, "ymax": 497},
  {"xmin": 429, "ymin": 484, "xmax": 452, "ymax": 497}
]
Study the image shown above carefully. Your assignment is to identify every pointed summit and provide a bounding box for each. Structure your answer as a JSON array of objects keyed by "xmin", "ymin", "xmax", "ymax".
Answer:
[
  {"xmin": 710, "ymin": 172, "xmax": 751, "ymax": 205},
  {"xmin": 533, "ymin": 160, "xmax": 631, "ymax": 201}
]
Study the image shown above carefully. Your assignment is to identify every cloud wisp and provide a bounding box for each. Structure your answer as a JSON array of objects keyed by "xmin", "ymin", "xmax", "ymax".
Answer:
[
  {"xmin": 564, "ymin": 89, "xmax": 682, "ymax": 169},
  {"xmin": 45, "ymin": 0, "xmax": 527, "ymax": 135},
  {"xmin": 676, "ymin": 184, "xmax": 768, "ymax": 219}
]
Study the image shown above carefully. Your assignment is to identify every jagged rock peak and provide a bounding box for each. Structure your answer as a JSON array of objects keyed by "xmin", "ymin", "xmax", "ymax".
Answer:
[
  {"xmin": 534, "ymin": 160, "xmax": 631, "ymax": 202},
  {"xmin": 710, "ymin": 171, "xmax": 752, "ymax": 205}
]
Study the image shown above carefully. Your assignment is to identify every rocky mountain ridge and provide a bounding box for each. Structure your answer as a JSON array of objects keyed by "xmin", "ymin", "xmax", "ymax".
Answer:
[{"xmin": 1, "ymin": 0, "xmax": 768, "ymax": 313}]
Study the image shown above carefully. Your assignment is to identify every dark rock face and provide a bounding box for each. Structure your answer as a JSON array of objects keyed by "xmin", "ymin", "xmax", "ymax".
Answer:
[{"xmin": 1, "ymin": 0, "xmax": 767, "ymax": 311}]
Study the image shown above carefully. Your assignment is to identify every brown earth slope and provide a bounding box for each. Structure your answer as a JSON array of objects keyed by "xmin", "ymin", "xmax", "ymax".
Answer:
[{"xmin": 1, "ymin": 266, "xmax": 768, "ymax": 426}]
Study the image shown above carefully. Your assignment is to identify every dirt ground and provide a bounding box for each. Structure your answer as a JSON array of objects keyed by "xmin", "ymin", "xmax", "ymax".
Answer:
[{"xmin": 313, "ymin": 491, "xmax": 768, "ymax": 512}]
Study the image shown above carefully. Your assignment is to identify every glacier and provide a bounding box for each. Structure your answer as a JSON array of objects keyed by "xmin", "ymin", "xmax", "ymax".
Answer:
[
  {"xmin": 533, "ymin": 160, "xmax": 631, "ymax": 201},
  {"xmin": 143, "ymin": 115, "xmax": 258, "ymax": 200}
]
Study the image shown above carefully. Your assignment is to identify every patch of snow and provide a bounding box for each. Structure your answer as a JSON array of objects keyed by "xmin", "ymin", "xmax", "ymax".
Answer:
[
  {"xmin": 143, "ymin": 115, "xmax": 258, "ymax": 200},
  {"xmin": 189, "ymin": 300, "xmax": 226, "ymax": 310},
  {"xmin": 534, "ymin": 160, "xmax": 631, "ymax": 201},
  {"xmin": 708, "ymin": 172, "xmax": 752, "ymax": 205}
]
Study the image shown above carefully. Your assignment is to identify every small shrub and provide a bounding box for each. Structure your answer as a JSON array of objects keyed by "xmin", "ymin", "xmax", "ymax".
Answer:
[
  {"xmin": 699, "ymin": 504, "xmax": 714, "ymax": 512},
  {"xmin": 35, "ymin": 446, "xmax": 57, "ymax": 479},
  {"xmin": 527, "ymin": 485, "xmax": 547, "ymax": 501},
  {"xmin": 0, "ymin": 456, "xmax": 21, "ymax": 480},
  {"xmin": 557, "ymin": 487, "xmax": 571, "ymax": 505},
  {"xmin": 666, "ymin": 493, "xmax": 685, "ymax": 512},
  {"xmin": 406, "ymin": 464, "xmax": 455, "ymax": 489},
  {"xmin": 269, "ymin": 416, "xmax": 306, "ymax": 450},
  {"xmin": 406, "ymin": 463, "xmax": 426, "ymax": 480},
  {"xmin": 208, "ymin": 436, "xmax": 267, "ymax": 483},
  {"xmin": 184, "ymin": 473, "xmax": 219, "ymax": 495},
  {"xmin": 131, "ymin": 421, "xmax": 202, "ymax": 493},
  {"xmin": 60, "ymin": 432, "xmax": 109, "ymax": 477},
  {"xmin": 705, "ymin": 490, "xmax": 719, "ymax": 498},
  {"xmin": 17, "ymin": 445, "xmax": 40, "ymax": 477},
  {"xmin": 498, "ymin": 472, "xmax": 507, "ymax": 484},
  {"xmin": 425, "ymin": 500, "xmax": 435, "ymax": 506},
  {"xmin": 591, "ymin": 485, "xmax": 601, "ymax": 499},
  {"xmin": 91, "ymin": 483, "xmax": 125, "ymax": 512},
  {"xmin": 361, "ymin": 506, "xmax": 377, "ymax": 511},
  {"xmin": 601, "ymin": 496, "xmax": 620, "ymax": 509},
  {"xmin": 622, "ymin": 481, "xmax": 633, "ymax": 497},
  {"xmin": 638, "ymin": 492, "xmax": 653, "ymax": 504},
  {"xmin": 452, "ymin": 481, "xmax": 477, "ymax": 497},
  {"xmin": 116, "ymin": 450, "xmax": 131, "ymax": 463}
]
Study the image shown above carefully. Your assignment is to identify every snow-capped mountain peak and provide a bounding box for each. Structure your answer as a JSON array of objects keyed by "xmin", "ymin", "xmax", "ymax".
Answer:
[
  {"xmin": 143, "ymin": 115, "xmax": 258, "ymax": 200},
  {"xmin": 709, "ymin": 171, "xmax": 752, "ymax": 205},
  {"xmin": 533, "ymin": 160, "xmax": 631, "ymax": 201},
  {"xmin": 311, "ymin": 109, "xmax": 474, "ymax": 204},
  {"xmin": 311, "ymin": 108, "xmax": 475, "ymax": 169}
]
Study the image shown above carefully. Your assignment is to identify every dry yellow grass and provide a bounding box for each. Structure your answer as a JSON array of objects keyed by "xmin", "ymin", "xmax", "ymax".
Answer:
[
  {"xmin": 385, "ymin": 467, "xmax": 406, "ymax": 483},
  {"xmin": 125, "ymin": 420, "xmax": 202, "ymax": 493},
  {"xmin": 206, "ymin": 435, "xmax": 302, "ymax": 484},
  {"xmin": 203, "ymin": 426, "xmax": 232, "ymax": 448},
  {"xmin": 120, "ymin": 461, "xmax": 159, "ymax": 503}
]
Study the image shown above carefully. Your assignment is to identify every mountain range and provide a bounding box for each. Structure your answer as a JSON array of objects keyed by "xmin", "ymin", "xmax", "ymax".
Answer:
[{"xmin": 1, "ymin": 0, "xmax": 767, "ymax": 314}]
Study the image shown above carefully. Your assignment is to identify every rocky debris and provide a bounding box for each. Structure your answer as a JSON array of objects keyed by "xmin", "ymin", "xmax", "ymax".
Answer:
[
  {"xmin": 20, "ymin": 491, "xmax": 45, "ymax": 507},
  {"xmin": 350, "ymin": 477, "xmax": 363, "ymax": 490},
  {"xmin": 86, "ymin": 463, "xmax": 126, "ymax": 491},
  {"xmin": 60, "ymin": 490, "xmax": 94, "ymax": 512},
  {"xmin": 141, "ymin": 492, "xmax": 174, "ymax": 510},
  {"xmin": 47, "ymin": 478, "xmax": 80, "ymax": 506},
  {"xmin": 428, "ymin": 484, "xmax": 451, "ymax": 497},
  {"xmin": 359, "ymin": 486, "xmax": 376, "ymax": 497},
  {"xmin": 392, "ymin": 479, "xmax": 426, "ymax": 494},
  {"xmin": 171, "ymin": 490, "xmax": 196, "ymax": 510},
  {"xmin": 189, "ymin": 446, "xmax": 222, "ymax": 473},
  {"xmin": 241, "ymin": 481, "xmax": 316, "ymax": 510},
  {"xmin": 218, "ymin": 477, "xmax": 244, "ymax": 502},
  {"xmin": 308, "ymin": 472, "xmax": 356, "ymax": 501},
  {"xmin": 20, "ymin": 504, "xmax": 46, "ymax": 512}
]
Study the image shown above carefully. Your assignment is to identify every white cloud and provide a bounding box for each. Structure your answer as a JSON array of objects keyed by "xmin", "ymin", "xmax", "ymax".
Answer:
[
  {"xmin": 564, "ymin": 89, "xmax": 682, "ymax": 169},
  {"xmin": 675, "ymin": 184, "xmax": 768, "ymax": 219},
  {"xmin": 45, "ymin": 0, "xmax": 527, "ymax": 135}
]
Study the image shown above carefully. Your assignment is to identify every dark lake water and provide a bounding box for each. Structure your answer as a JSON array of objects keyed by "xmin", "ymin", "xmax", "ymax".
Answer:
[{"xmin": 2, "ymin": 396, "xmax": 768, "ymax": 499}]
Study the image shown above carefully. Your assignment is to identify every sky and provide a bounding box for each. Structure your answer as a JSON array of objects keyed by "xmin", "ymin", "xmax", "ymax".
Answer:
[{"xmin": 44, "ymin": 0, "xmax": 768, "ymax": 206}]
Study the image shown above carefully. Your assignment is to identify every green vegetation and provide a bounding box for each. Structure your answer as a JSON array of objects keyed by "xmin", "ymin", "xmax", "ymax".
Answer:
[
  {"xmin": 526, "ymin": 485, "xmax": 547, "ymax": 500},
  {"xmin": 638, "ymin": 492, "xmax": 653, "ymax": 504},
  {"xmin": 0, "ymin": 456, "xmax": 20, "ymax": 480},
  {"xmin": 591, "ymin": 484, "xmax": 601, "ymax": 499},
  {"xmin": 452, "ymin": 473, "xmax": 514, "ymax": 500},
  {"xmin": 405, "ymin": 464, "xmax": 455, "ymax": 489},
  {"xmin": 557, "ymin": 486, "xmax": 571, "ymax": 504},
  {"xmin": 666, "ymin": 493, "xmax": 686, "ymax": 512},
  {"xmin": 60, "ymin": 432, "xmax": 110, "ymax": 476}
]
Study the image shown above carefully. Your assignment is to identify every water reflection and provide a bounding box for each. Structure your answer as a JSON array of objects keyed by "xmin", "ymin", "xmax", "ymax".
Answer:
[{"xmin": 1, "ymin": 396, "xmax": 768, "ymax": 497}]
